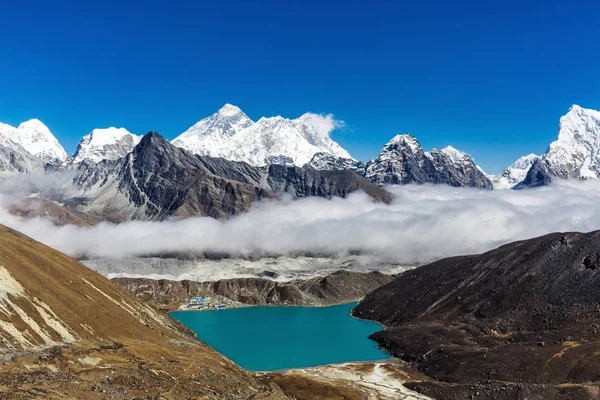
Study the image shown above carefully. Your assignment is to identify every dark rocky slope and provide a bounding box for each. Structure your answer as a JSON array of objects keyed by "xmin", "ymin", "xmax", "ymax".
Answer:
[
  {"xmin": 518, "ymin": 157, "xmax": 554, "ymax": 188},
  {"xmin": 113, "ymin": 270, "xmax": 395, "ymax": 310},
  {"xmin": 353, "ymin": 231, "xmax": 600, "ymax": 399}
]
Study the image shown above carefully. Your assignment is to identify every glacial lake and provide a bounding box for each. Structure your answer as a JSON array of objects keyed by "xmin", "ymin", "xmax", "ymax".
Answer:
[{"xmin": 170, "ymin": 302, "xmax": 390, "ymax": 371}]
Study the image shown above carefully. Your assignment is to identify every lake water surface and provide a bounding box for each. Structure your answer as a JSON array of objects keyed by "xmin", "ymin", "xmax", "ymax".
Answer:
[{"xmin": 171, "ymin": 302, "xmax": 390, "ymax": 371}]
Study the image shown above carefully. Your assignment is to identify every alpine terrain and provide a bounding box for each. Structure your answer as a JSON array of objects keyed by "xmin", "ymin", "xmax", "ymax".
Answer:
[
  {"xmin": 488, "ymin": 153, "xmax": 538, "ymax": 189},
  {"xmin": 69, "ymin": 127, "xmax": 142, "ymax": 164},
  {"xmin": 362, "ymin": 134, "xmax": 492, "ymax": 188},
  {"xmin": 0, "ymin": 224, "xmax": 289, "ymax": 399},
  {"xmin": 172, "ymin": 104, "xmax": 352, "ymax": 166},
  {"xmin": 517, "ymin": 105, "xmax": 600, "ymax": 187},
  {"xmin": 354, "ymin": 230, "xmax": 600, "ymax": 399},
  {"xmin": 64, "ymin": 132, "xmax": 390, "ymax": 221}
]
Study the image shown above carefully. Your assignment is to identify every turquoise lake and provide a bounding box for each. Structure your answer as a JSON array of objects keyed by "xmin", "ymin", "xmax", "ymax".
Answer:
[{"xmin": 170, "ymin": 302, "xmax": 390, "ymax": 371}]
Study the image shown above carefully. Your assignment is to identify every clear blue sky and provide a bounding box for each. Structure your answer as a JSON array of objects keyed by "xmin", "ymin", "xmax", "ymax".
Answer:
[{"xmin": 1, "ymin": 0, "xmax": 599, "ymax": 173}]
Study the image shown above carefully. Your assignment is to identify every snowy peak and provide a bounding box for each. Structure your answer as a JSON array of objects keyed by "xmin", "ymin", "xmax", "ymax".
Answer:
[
  {"xmin": 70, "ymin": 127, "xmax": 142, "ymax": 164},
  {"xmin": 218, "ymin": 103, "xmax": 246, "ymax": 118},
  {"xmin": 511, "ymin": 153, "xmax": 538, "ymax": 170},
  {"xmin": 539, "ymin": 104, "xmax": 600, "ymax": 180},
  {"xmin": 170, "ymin": 104, "xmax": 254, "ymax": 156},
  {"xmin": 16, "ymin": 119, "xmax": 67, "ymax": 163},
  {"xmin": 178, "ymin": 104, "xmax": 253, "ymax": 139},
  {"xmin": 440, "ymin": 145, "xmax": 468, "ymax": 163},
  {"xmin": 172, "ymin": 105, "xmax": 351, "ymax": 166},
  {"xmin": 384, "ymin": 133, "xmax": 423, "ymax": 154},
  {"xmin": 490, "ymin": 153, "xmax": 538, "ymax": 189},
  {"xmin": 0, "ymin": 119, "xmax": 67, "ymax": 163}
]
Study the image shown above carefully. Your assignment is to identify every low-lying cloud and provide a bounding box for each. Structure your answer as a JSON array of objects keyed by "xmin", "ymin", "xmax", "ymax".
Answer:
[{"xmin": 2, "ymin": 180, "xmax": 600, "ymax": 265}]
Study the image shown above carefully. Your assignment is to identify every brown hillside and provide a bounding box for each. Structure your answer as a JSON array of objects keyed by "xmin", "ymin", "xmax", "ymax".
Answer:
[{"xmin": 0, "ymin": 224, "xmax": 286, "ymax": 399}]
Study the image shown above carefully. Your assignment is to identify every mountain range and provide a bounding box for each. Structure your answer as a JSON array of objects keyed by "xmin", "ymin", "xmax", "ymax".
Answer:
[{"xmin": 1, "ymin": 104, "xmax": 600, "ymax": 222}]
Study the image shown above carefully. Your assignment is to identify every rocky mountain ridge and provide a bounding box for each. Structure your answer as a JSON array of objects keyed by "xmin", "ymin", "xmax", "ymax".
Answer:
[{"xmin": 112, "ymin": 270, "xmax": 395, "ymax": 310}]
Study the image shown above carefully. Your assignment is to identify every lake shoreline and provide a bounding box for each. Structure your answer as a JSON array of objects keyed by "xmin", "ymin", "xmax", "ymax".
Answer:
[{"xmin": 171, "ymin": 301, "xmax": 389, "ymax": 372}]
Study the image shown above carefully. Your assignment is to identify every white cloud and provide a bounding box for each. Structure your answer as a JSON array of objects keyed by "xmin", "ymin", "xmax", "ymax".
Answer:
[
  {"xmin": 300, "ymin": 113, "xmax": 344, "ymax": 139},
  {"xmin": 2, "ymin": 180, "xmax": 600, "ymax": 266}
]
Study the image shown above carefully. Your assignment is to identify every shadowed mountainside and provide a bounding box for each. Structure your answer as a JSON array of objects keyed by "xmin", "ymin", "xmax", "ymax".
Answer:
[{"xmin": 354, "ymin": 230, "xmax": 600, "ymax": 399}]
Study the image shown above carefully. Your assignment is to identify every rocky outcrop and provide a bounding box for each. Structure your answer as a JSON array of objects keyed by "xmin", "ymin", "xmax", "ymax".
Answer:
[
  {"xmin": 364, "ymin": 134, "xmax": 440, "ymax": 185},
  {"xmin": 353, "ymin": 230, "xmax": 600, "ymax": 399},
  {"xmin": 426, "ymin": 148, "xmax": 492, "ymax": 189},
  {"xmin": 113, "ymin": 270, "xmax": 395, "ymax": 309},
  {"xmin": 0, "ymin": 144, "xmax": 49, "ymax": 173},
  {"xmin": 363, "ymin": 134, "xmax": 492, "ymax": 189},
  {"xmin": 306, "ymin": 152, "xmax": 366, "ymax": 173},
  {"xmin": 196, "ymin": 154, "xmax": 391, "ymax": 203},
  {"xmin": 266, "ymin": 165, "xmax": 393, "ymax": 203},
  {"xmin": 516, "ymin": 157, "xmax": 553, "ymax": 188}
]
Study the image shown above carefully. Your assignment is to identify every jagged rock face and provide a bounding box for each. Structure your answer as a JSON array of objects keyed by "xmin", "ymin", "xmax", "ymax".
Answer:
[
  {"xmin": 70, "ymin": 127, "xmax": 142, "ymax": 164},
  {"xmin": 172, "ymin": 104, "xmax": 352, "ymax": 166},
  {"xmin": 363, "ymin": 134, "xmax": 492, "ymax": 189},
  {"xmin": 364, "ymin": 134, "xmax": 440, "ymax": 185},
  {"xmin": 426, "ymin": 149, "xmax": 493, "ymax": 189},
  {"xmin": 188, "ymin": 151, "xmax": 391, "ymax": 203},
  {"xmin": 516, "ymin": 157, "xmax": 553, "ymax": 188},
  {"xmin": 266, "ymin": 165, "xmax": 393, "ymax": 203},
  {"xmin": 353, "ymin": 230, "xmax": 600, "ymax": 399},
  {"xmin": 70, "ymin": 132, "xmax": 273, "ymax": 220},
  {"xmin": 306, "ymin": 152, "xmax": 366, "ymax": 173}
]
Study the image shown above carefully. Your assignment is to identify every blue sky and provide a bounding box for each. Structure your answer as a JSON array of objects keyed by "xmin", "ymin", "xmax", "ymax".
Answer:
[{"xmin": 1, "ymin": 0, "xmax": 599, "ymax": 173}]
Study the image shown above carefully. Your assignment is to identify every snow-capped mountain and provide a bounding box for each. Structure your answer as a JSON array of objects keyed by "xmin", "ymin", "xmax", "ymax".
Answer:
[
  {"xmin": 172, "ymin": 104, "xmax": 352, "ymax": 166},
  {"xmin": 171, "ymin": 104, "xmax": 254, "ymax": 157},
  {"xmin": 70, "ymin": 127, "xmax": 142, "ymax": 164},
  {"xmin": 0, "ymin": 119, "xmax": 67, "ymax": 163},
  {"xmin": 489, "ymin": 154, "xmax": 538, "ymax": 189},
  {"xmin": 521, "ymin": 105, "xmax": 600, "ymax": 187},
  {"xmin": 363, "ymin": 134, "xmax": 492, "ymax": 189}
]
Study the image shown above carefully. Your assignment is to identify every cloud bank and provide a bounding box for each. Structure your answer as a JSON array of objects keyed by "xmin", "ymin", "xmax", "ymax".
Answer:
[{"xmin": 2, "ymin": 180, "xmax": 600, "ymax": 265}]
